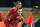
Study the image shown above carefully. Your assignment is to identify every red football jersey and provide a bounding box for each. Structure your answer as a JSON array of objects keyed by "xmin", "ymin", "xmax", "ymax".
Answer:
[{"xmin": 4, "ymin": 7, "xmax": 17, "ymax": 20}]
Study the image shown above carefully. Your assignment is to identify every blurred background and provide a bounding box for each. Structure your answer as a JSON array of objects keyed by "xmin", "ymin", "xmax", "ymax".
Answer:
[
  {"xmin": 0, "ymin": 0, "xmax": 40, "ymax": 21},
  {"xmin": 0, "ymin": 0, "xmax": 40, "ymax": 8}
]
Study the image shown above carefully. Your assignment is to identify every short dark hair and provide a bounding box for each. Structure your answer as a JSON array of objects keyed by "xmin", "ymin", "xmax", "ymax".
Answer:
[
  {"xmin": 13, "ymin": 1, "xmax": 21, "ymax": 6},
  {"xmin": 16, "ymin": 1, "xmax": 21, "ymax": 5}
]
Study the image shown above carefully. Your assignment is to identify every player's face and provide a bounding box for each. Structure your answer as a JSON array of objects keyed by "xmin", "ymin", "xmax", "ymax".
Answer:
[
  {"xmin": 17, "ymin": 2, "xmax": 22, "ymax": 8},
  {"xmin": 17, "ymin": 9, "xmax": 22, "ymax": 15}
]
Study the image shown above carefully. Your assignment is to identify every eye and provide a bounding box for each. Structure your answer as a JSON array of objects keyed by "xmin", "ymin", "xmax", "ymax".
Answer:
[{"xmin": 19, "ymin": 4, "xmax": 21, "ymax": 5}]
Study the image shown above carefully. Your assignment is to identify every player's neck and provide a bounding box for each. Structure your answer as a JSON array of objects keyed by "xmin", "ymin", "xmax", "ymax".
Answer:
[{"xmin": 15, "ymin": 6, "xmax": 18, "ymax": 8}]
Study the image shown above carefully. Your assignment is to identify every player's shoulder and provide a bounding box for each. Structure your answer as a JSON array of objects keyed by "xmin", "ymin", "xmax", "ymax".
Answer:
[{"xmin": 12, "ymin": 7, "xmax": 15, "ymax": 9}]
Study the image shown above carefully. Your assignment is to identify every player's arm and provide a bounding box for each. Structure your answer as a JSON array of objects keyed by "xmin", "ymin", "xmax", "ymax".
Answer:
[{"xmin": 8, "ymin": 14, "xmax": 15, "ymax": 22}]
